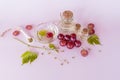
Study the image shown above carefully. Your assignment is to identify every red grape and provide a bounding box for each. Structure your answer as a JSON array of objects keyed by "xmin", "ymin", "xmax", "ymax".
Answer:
[
  {"xmin": 47, "ymin": 32, "xmax": 53, "ymax": 38},
  {"xmin": 57, "ymin": 33, "xmax": 64, "ymax": 40},
  {"xmin": 70, "ymin": 33, "xmax": 76, "ymax": 38},
  {"xmin": 26, "ymin": 25, "xmax": 33, "ymax": 30},
  {"xmin": 81, "ymin": 49, "xmax": 88, "ymax": 57},
  {"xmin": 60, "ymin": 40, "xmax": 67, "ymax": 46},
  {"xmin": 74, "ymin": 40, "xmax": 81, "ymax": 47},
  {"xmin": 67, "ymin": 41, "xmax": 74, "ymax": 49},
  {"xmin": 12, "ymin": 30, "xmax": 20, "ymax": 36},
  {"xmin": 70, "ymin": 33, "xmax": 76, "ymax": 41},
  {"xmin": 88, "ymin": 23, "xmax": 95, "ymax": 29},
  {"xmin": 64, "ymin": 35, "xmax": 71, "ymax": 41},
  {"xmin": 88, "ymin": 29, "xmax": 95, "ymax": 35},
  {"xmin": 71, "ymin": 36, "xmax": 76, "ymax": 42}
]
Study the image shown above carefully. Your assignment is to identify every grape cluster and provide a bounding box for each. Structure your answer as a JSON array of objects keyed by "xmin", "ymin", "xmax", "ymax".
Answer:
[{"xmin": 57, "ymin": 33, "xmax": 81, "ymax": 49}]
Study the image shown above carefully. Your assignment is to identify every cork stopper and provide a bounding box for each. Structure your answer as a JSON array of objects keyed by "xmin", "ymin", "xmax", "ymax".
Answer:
[
  {"xmin": 75, "ymin": 23, "xmax": 81, "ymax": 30},
  {"xmin": 83, "ymin": 28, "xmax": 88, "ymax": 34},
  {"xmin": 63, "ymin": 10, "xmax": 73, "ymax": 19}
]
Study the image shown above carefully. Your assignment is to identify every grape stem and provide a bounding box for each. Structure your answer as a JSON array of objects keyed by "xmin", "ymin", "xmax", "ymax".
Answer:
[
  {"xmin": 0, "ymin": 28, "xmax": 12, "ymax": 37},
  {"xmin": 14, "ymin": 38, "xmax": 52, "ymax": 50},
  {"xmin": 14, "ymin": 38, "xmax": 69, "ymax": 64}
]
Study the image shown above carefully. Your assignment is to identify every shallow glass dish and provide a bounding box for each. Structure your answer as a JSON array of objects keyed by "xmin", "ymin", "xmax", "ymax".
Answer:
[{"xmin": 35, "ymin": 23, "xmax": 59, "ymax": 43}]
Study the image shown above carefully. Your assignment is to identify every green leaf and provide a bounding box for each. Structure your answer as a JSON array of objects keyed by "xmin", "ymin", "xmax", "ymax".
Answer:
[
  {"xmin": 38, "ymin": 30, "xmax": 47, "ymax": 36},
  {"xmin": 87, "ymin": 37, "xmax": 94, "ymax": 45},
  {"xmin": 49, "ymin": 44, "xmax": 56, "ymax": 49},
  {"xmin": 87, "ymin": 34, "xmax": 101, "ymax": 45},
  {"xmin": 49, "ymin": 44, "xmax": 59, "ymax": 53},
  {"xmin": 93, "ymin": 38, "xmax": 100, "ymax": 44},
  {"xmin": 21, "ymin": 51, "xmax": 38, "ymax": 65}
]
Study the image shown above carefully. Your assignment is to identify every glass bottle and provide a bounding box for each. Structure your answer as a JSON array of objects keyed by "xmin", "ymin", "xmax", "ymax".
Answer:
[{"xmin": 60, "ymin": 10, "xmax": 76, "ymax": 34}]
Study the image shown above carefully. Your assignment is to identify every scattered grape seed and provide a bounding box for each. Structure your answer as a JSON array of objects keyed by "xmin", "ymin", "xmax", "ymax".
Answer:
[
  {"xmin": 54, "ymin": 57, "xmax": 57, "ymax": 59},
  {"xmin": 60, "ymin": 63, "xmax": 64, "ymax": 66},
  {"xmin": 72, "ymin": 56, "xmax": 76, "ymax": 59},
  {"xmin": 41, "ymin": 53, "xmax": 44, "ymax": 55}
]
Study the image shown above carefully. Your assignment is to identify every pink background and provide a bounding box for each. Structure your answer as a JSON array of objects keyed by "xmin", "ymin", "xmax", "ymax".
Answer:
[{"xmin": 0, "ymin": 0, "xmax": 120, "ymax": 80}]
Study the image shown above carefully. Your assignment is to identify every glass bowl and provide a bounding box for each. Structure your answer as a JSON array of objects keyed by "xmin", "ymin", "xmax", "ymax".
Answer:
[{"xmin": 35, "ymin": 23, "xmax": 59, "ymax": 43}]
